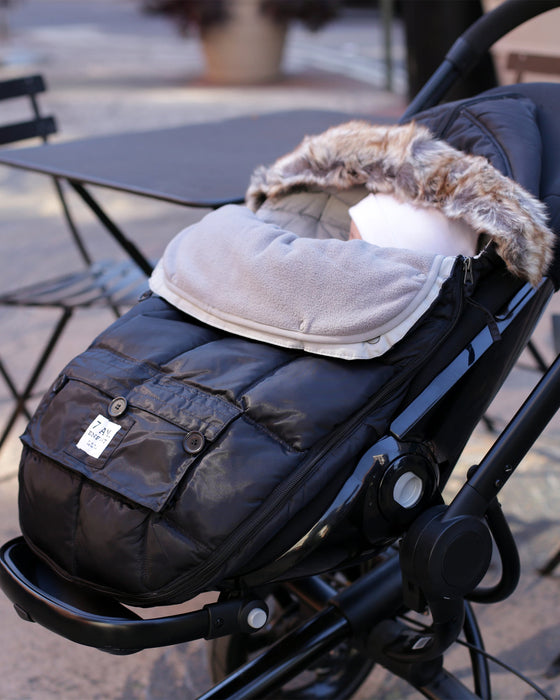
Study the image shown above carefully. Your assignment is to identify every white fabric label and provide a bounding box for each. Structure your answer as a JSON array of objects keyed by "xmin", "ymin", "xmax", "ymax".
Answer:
[{"xmin": 76, "ymin": 414, "xmax": 122, "ymax": 459}]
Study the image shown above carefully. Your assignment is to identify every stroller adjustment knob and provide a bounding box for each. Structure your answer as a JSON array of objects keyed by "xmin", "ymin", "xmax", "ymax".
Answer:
[
  {"xmin": 246, "ymin": 607, "xmax": 268, "ymax": 630},
  {"xmin": 399, "ymin": 505, "xmax": 493, "ymax": 605}
]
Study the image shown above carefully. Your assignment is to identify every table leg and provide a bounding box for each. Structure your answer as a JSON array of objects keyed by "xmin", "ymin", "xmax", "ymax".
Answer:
[{"xmin": 68, "ymin": 180, "xmax": 154, "ymax": 276}]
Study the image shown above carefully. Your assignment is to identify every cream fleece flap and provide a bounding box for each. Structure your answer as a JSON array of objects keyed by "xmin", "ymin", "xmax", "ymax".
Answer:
[{"xmin": 150, "ymin": 205, "xmax": 456, "ymax": 360}]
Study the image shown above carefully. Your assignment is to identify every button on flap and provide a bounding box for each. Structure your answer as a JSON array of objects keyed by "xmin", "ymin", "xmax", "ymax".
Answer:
[
  {"xmin": 183, "ymin": 431, "xmax": 205, "ymax": 454},
  {"xmin": 108, "ymin": 396, "xmax": 128, "ymax": 417},
  {"xmin": 22, "ymin": 373, "xmax": 241, "ymax": 513}
]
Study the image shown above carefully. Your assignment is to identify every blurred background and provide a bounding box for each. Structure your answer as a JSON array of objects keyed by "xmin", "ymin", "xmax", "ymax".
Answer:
[{"xmin": 1, "ymin": 1, "xmax": 560, "ymax": 698}]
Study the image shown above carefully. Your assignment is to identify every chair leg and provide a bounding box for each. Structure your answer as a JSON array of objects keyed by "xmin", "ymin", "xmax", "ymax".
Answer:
[
  {"xmin": 539, "ymin": 548, "xmax": 560, "ymax": 576},
  {"xmin": 51, "ymin": 179, "xmax": 138, "ymax": 319},
  {"xmin": 0, "ymin": 308, "xmax": 71, "ymax": 449},
  {"xmin": 526, "ymin": 339, "xmax": 549, "ymax": 373},
  {"xmin": 0, "ymin": 359, "xmax": 32, "ymax": 422},
  {"xmin": 51, "ymin": 176, "xmax": 93, "ymax": 266},
  {"xmin": 483, "ymin": 338, "xmax": 550, "ymax": 432}
]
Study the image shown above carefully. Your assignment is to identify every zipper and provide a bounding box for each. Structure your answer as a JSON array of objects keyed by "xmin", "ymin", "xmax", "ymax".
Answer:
[
  {"xmin": 463, "ymin": 256, "xmax": 474, "ymax": 289},
  {"xmin": 462, "ymin": 256, "xmax": 501, "ymax": 342},
  {"xmin": 131, "ymin": 258, "xmax": 473, "ymax": 604}
]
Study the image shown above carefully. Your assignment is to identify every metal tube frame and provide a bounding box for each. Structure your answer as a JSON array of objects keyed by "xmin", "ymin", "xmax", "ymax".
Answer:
[{"xmin": 198, "ymin": 554, "xmax": 493, "ymax": 699}]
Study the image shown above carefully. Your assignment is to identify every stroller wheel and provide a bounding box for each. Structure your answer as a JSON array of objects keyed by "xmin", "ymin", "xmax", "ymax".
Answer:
[{"xmin": 207, "ymin": 580, "xmax": 374, "ymax": 699}]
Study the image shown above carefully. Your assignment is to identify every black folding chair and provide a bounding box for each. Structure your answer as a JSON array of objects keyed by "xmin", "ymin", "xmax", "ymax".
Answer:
[{"xmin": 0, "ymin": 75, "xmax": 150, "ymax": 450}]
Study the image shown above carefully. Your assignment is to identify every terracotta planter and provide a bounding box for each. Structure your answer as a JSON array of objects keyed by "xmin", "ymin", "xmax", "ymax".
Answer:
[{"xmin": 200, "ymin": 0, "xmax": 288, "ymax": 84}]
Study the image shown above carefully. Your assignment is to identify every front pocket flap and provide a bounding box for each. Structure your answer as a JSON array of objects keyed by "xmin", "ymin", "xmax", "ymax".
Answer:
[
  {"xmin": 64, "ymin": 347, "xmax": 240, "ymax": 437},
  {"xmin": 21, "ymin": 364, "xmax": 241, "ymax": 512}
]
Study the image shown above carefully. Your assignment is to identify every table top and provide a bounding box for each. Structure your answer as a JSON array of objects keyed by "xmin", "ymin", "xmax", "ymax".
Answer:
[{"xmin": 0, "ymin": 110, "xmax": 378, "ymax": 208}]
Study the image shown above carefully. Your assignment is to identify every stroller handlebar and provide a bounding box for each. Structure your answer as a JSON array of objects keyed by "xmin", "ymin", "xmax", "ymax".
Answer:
[
  {"xmin": 401, "ymin": 0, "xmax": 560, "ymax": 121},
  {"xmin": 460, "ymin": 0, "xmax": 560, "ymax": 59}
]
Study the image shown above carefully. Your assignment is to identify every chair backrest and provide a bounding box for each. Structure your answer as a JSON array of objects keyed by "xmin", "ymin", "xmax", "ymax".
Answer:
[
  {"xmin": 0, "ymin": 75, "xmax": 96, "ymax": 265},
  {"xmin": 0, "ymin": 74, "xmax": 57, "ymax": 146}
]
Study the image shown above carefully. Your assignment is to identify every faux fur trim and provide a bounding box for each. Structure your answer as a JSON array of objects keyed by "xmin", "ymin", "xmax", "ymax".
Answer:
[{"xmin": 246, "ymin": 121, "xmax": 554, "ymax": 286}]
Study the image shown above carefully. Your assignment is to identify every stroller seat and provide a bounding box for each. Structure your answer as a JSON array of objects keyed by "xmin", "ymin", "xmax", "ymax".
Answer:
[
  {"xmin": 9, "ymin": 83, "xmax": 559, "ymax": 610},
  {"xmin": 3, "ymin": 1, "xmax": 560, "ymax": 696}
]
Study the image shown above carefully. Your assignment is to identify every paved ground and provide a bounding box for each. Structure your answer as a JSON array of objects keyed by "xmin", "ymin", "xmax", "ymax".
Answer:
[{"xmin": 1, "ymin": 2, "xmax": 560, "ymax": 698}]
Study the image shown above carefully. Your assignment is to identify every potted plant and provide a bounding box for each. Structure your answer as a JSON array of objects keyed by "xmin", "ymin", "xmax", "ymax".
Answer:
[{"xmin": 142, "ymin": 0, "xmax": 340, "ymax": 84}]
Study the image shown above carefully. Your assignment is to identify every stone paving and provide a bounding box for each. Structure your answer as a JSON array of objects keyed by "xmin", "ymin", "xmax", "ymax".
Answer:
[{"xmin": 0, "ymin": 2, "xmax": 560, "ymax": 698}]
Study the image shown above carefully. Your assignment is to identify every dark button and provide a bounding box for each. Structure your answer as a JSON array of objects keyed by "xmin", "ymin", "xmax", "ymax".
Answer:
[
  {"xmin": 52, "ymin": 374, "xmax": 67, "ymax": 393},
  {"xmin": 108, "ymin": 396, "xmax": 128, "ymax": 417},
  {"xmin": 138, "ymin": 289, "xmax": 152, "ymax": 302},
  {"xmin": 183, "ymin": 431, "xmax": 205, "ymax": 454}
]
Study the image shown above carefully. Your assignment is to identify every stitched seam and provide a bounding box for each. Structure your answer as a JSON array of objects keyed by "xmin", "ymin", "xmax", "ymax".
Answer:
[
  {"xmin": 71, "ymin": 476, "xmax": 83, "ymax": 577},
  {"xmin": 433, "ymin": 92, "xmax": 525, "ymax": 140},
  {"xmin": 140, "ymin": 514, "xmax": 149, "ymax": 591},
  {"xmin": 240, "ymin": 412, "xmax": 307, "ymax": 453},
  {"xmin": 238, "ymin": 356, "xmax": 299, "ymax": 400},
  {"xmin": 160, "ymin": 513, "xmax": 216, "ymax": 555},
  {"xmin": 458, "ymin": 110, "xmax": 513, "ymax": 178},
  {"xmin": 89, "ymin": 344, "xmax": 241, "ymax": 415}
]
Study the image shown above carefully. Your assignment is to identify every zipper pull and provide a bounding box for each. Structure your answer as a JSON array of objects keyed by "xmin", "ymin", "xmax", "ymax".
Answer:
[
  {"xmin": 463, "ymin": 257, "xmax": 474, "ymax": 289},
  {"xmin": 462, "ymin": 257, "xmax": 501, "ymax": 342}
]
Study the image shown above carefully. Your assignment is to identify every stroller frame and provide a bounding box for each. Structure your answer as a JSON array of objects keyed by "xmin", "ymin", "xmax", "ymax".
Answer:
[
  {"xmin": 2, "ymin": 1, "xmax": 560, "ymax": 698},
  {"xmin": 0, "ymin": 275, "xmax": 555, "ymax": 699}
]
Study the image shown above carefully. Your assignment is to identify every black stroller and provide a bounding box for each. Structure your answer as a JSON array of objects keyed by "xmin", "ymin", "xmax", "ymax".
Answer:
[{"xmin": 2, "ymin": 1, "xmax": 560, "ymax": 698}]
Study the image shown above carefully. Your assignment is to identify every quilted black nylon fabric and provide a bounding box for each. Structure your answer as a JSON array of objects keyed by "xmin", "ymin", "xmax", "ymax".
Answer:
[
  {"xmin": 17, "ymin": 86, "xmax": 553, "ymax": 605},
  {"xmin": 414, "ymin": 84, "xmax": 560, "ymax": 287},
  {"xmin": 18, "ymin": 267, "xmax": 465, "ymax": 605}
]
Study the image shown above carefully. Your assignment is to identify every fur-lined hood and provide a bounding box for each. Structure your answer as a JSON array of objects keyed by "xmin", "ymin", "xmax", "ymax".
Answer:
[{"xmin": 246, "ymin": 121, "xmax": 554, "ymax": 286}]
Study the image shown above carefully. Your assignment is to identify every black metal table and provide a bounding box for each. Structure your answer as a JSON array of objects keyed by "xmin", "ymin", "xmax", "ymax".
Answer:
[
  {"xmin": 0, "ymin": 109, "xmax": 368, "ymax": 272},
  {"xmin": 1, "ymin": 110, "xmax": 371, "ymax": 205}
]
